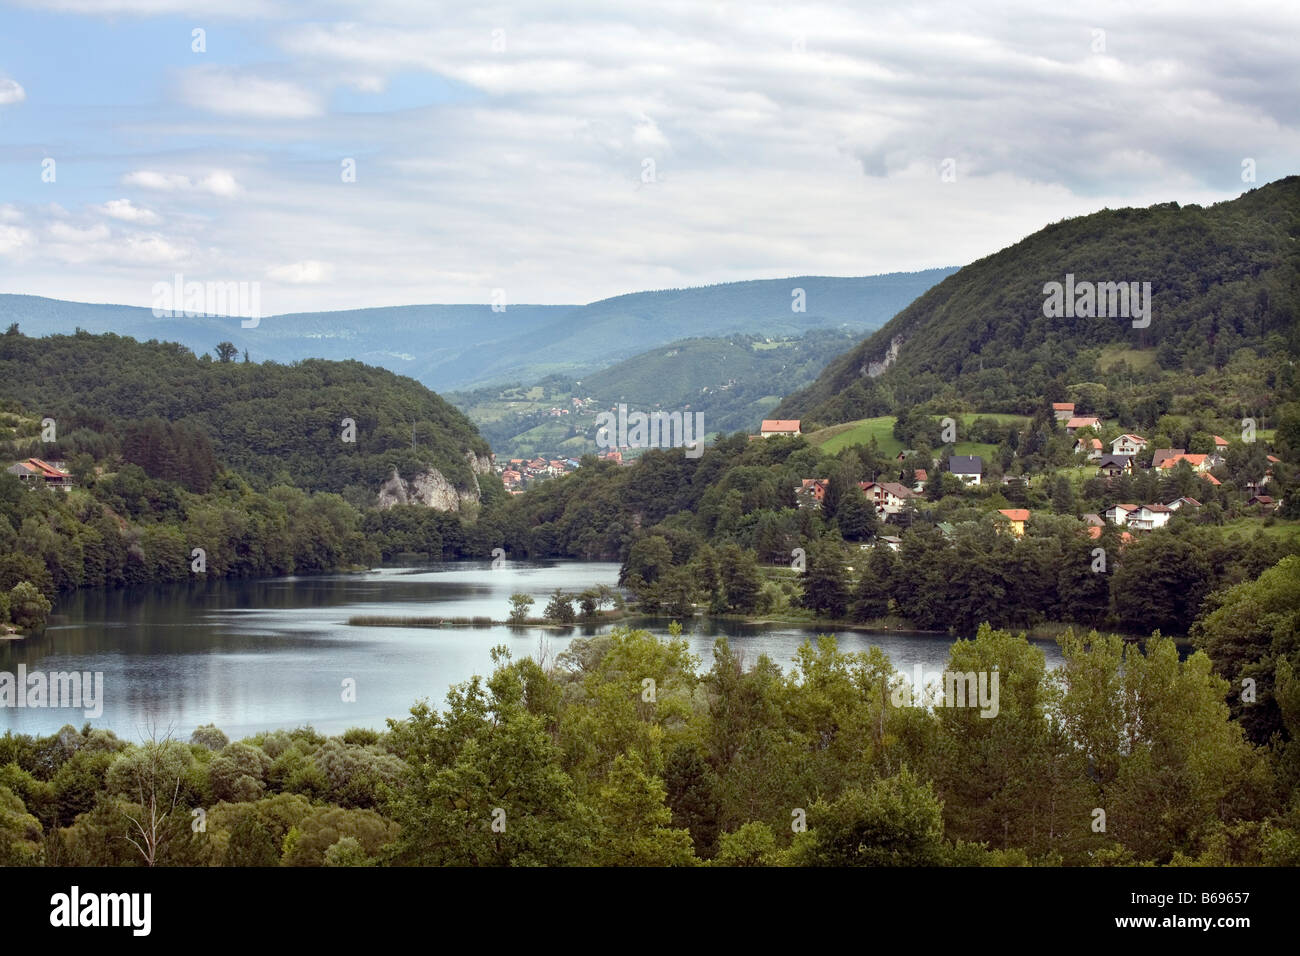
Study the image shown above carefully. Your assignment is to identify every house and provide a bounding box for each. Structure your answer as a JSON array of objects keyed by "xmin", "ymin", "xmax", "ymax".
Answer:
[
  {"xmin": 1167, "ymin": 497, "xmax": 1201, "ymax": 511},
  {"xmin": 1065, "ymin": 416, "xmax": 1103, "ymax": 435},
  {"xmin": 911, "ymin": 469, "xmax": 928, "ymax": 493},
  {"xmin": 1096, "ymin": 454, "xmax": 1133, "ymax": 477},
  {"xmin": 1104, "ymin": 504, "xmax": 1139, "ymax": 526},
  {"xmin": 1158, "ymin": 453, "xmax": 1210, "ymax": 473},
  {"xmin": 948, "ymin": 455, "xmax": 983, "ymax": 485},
  {"xmin": 1081, "ymin": 512, "xmax": 1104, "ymax": 526},
  {"xmin": 1127, "ymin": 504, "xmax": 1173, "ymax": 531},
  {"xmin": 1200, "ymin": 473, "xmax": 1221, "ymax": 486},
  {"xmin": 1052, "ymin": 402, "xmax": 1076, "ymax": 422},
  {"xmin": 997, "ymin": 508, "xmax": 1030, "ymax": 537},
  {"xmin": 1150, "ymin": 448, "xmax": 1185, "ymax": 469},
  {"xmin": 1075, "ymin": 437, "xmax": 1103, "ymax": 459},
  {"xmin": 1249, "ymin": 495, "xmax": 1277, "ymax": 513},
  {"xmin": 1001, "ymin": 474, "xmax": 1029, "ymax": 487},
  {"xmin": 1213, "ymin": 435, "xmax": 1230, "ymax": 451},
  {"xmin": 759, "ymin": 419, "xmax": 801, "ymax": 438},
  {"xmin": 878, "ymin": 535, "xmax": 903, "ymax": 552},
  {"xmin": 1110, "ymin": 434, "xmax": 1147, "ymax": 457},
  {"xmin": 797, "ymin": 478, "xmax": 828, "ymax": 508},
  {"xmin": 7, "ymin": 458, "xmax": 74, "ymax": 490},
  {"xmin": 859, "ymin": 481, "xmax": 915, "ymax": 516}
]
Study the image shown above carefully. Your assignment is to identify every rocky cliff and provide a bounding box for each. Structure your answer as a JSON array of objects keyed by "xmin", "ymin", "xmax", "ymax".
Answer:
[{"xmin": 377, "ymin": 451, "xmax": 494, "ymax": 511}]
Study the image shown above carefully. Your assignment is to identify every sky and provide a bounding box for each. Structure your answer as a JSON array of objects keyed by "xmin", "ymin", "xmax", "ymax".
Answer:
[{"xmin": 0, "ymin": 0, "xmax": 1296, "ymax": 314}]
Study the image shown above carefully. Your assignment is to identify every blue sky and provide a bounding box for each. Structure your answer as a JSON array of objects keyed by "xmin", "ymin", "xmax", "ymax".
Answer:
[{"xmin": 0, "ymin": 0, "xmax": 1296, "ymax": 313}]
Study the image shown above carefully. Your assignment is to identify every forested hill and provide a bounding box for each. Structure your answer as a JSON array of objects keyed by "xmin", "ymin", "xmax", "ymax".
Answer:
[
  {"xmin": 0, "ymin": 329, "xmax": 490, "ymax": 500},
  {"xmin": 773, "ymin": 176, "xmax": 1300, "ymax": 426}
]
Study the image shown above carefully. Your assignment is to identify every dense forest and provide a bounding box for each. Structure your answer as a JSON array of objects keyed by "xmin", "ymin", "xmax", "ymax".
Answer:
[
  {"xmin": 0, "ymin": 328, "xmax": 491, "ymax": 501},
  {"xmin": 3, "ymin": 567, "xmax": 1298, "ymax": 867},
  {"xmin": 773, "ymin": 176, "xmax": 1300, "ymax": 427}
]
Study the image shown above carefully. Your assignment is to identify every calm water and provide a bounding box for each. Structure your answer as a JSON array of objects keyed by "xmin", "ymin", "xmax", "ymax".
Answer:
[{"xmin": 0, "ymin": 561, "xmax": 1063, "ymax": 740}]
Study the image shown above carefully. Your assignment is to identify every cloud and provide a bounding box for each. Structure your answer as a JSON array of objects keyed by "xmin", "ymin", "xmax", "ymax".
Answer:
[
  {"xmin": 7, "ymin": 0, "xmax": 1300, "ymax": 311},
  {"xmin": 177, "ymin": 67, "xmax": 325, "ymax": 119},
  {"xmin": 0, "ymin": 77, "xmax": 24, "ymax": 106},
  {"xmin": 266, "ymin": 260, "xmax": 333, "ymax": 283},
  {"xmin": 123, "ymin": 169, "xmax": 241, "ymax": 196},
  {"xmin": 47, "ymin": 222, "xmax": 111, "ymax": 243},
  {"xmin": 0, "ymin": 225, "xmax": 34, "ymax": 256},
  {"xmin": 100, "ymin": 199, "xmax": 160, "ymax": 224}
]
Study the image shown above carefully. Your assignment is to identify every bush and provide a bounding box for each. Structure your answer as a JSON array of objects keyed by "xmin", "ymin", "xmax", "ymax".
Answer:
[
  {"xmin": 8, "ymin": 582, "xmax": 51, "ymax": 630},
  {"xmin": 543, "ymin": 589, "xmax": 575, "ymax": 624}
]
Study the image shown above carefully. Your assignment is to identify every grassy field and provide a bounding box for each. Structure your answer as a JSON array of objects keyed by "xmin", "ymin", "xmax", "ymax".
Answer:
[
  {"xmin": 808, "ymin": 413, "xmax": 1027, "ymax": 458},
  {"xmin": 809, "ymin": 417, "xmax": 904, "ymax": 456},
  {"xmin": 1219, "ymin": 517, "xmax": 1300, "ymax": 542}
]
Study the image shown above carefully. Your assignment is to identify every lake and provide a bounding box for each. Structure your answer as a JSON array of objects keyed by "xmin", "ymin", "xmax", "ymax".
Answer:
[{"xmin": 0, "ymin": 561, "xmax": 1064, "ymax": 740}]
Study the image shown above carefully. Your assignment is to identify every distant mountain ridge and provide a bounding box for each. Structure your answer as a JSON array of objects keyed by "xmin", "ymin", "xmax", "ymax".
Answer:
[{"xmin": 0, "ymin": 269, "xmax": 956, "ymax": 392}]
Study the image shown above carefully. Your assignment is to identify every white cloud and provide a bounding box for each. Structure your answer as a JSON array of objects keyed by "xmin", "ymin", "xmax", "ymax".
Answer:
[
  {"xmin": 100, "ymin": 199, "xmax": 160, "ymax": 224},
  {"xmin": 47, "ymin": 222, "xmax": 111, "ymax": 243},
  {"xmin": 8, "ymin": 1, "xmax": 1300, "ymax": 311},
  {"xmin": 123, "ymin": 169, "xmax": 241, "ymax": 196},
  {"xmin": 120, "ymin": 234, "xmax": 187, "ymax": 264},
  {"xmin": 177, "ymin": 67, "xmax": 325, "ymax": 119},
  {"xmin": 0, "ymin": 225, "xmax": 34, "ymax": 256},
  {"xmin": 267, "ymin": 260, "xmax": 333, "ymax": 283},
  {"xmin": 0, "ymin": 77, "xmax": 24, "ymax": 106}
]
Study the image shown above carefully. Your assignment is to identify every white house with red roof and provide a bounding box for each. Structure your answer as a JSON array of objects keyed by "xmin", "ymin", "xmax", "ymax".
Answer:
[
  {"xmin": 760, "ymin": 419, "xmax": 801, "ymax": 438},
  {"xmin": 1075, "ymin": 437, "xmax": 1103, "ymax": 459},
  {"xmin": 1127, "ymin": 504, "xmax": 1173, "ymax": 531},
  {"xmin": 1104, "ymin": 503, "xmax": 1139, "ymax": 526},
  {"xmin": 1110, "ymin": 434, "xmax": 1147, "ymax": 457}
]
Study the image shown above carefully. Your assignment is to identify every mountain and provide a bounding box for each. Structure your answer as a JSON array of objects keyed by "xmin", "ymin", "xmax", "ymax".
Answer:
[
  {"xmin": 0, "ymin": 269, "xmax": 955, "ymax": 393},
  {"xmin": 454, "ymin": 329, "xmax": 864, "ymax": 459},
  {"xmin": 773, "ymin": 177, "xmax": 1300, "ymax": 426},
  {"xmin": 0, "ymin": 330, "xmax": 494, "ymax": 510}
]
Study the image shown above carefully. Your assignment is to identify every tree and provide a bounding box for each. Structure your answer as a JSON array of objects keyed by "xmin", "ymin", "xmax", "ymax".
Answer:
[
  {"xmin": 789, "ymin": 769, "xmax": 946, "ymax": 866},
  {"xmin": 385, "ymin": 650, "xmax": 591, "ymax": 865},
  {"xmin": 837, "ymin": 487, "xmax": 878, "ymax": 541},
  {"xmin": 105, "ymin": 730, "xmax": 195, "ymax": 867},
  {"xmin": 508, "ymin": 592, "xmax": 535, "ymax": 624},
  {"xmin": 543, "ymin": 589, "xmax": 575, "ymax": 624},
  {"xmin": 1191, "ymin": 555, "xmax": 1300, "ymax": 746},
  {"xmin": 189, "ymin": 724, "xmax": 228, "ymax": 751},
  {"xmin": 215, "ymin": 341, "xmax": 238, "ymax": 363},
  {"xmin": 621, "ymin": 536, "xmax": 673, "ymax": 585},
  {"xmin": 852, "ymin": 544, "xmax": 897, "ymax": 621},
  {"xmin": 1051, "ymin": 475, "xmax": 1075, "ymax": 515},
  {"xmin": 718, "ymin": 544, "xmax": 761, "ymax": 613},
  {"xmin": 7, "ymin": 582, "xmax": 51, "ymax": 630},
  {"xmin": 1110, "ymin": 532, "xmax": 1210, "ymax": 635},
  {"xmin": 801, "ymin": 538, "xmax": 849, "ymax": 619}
]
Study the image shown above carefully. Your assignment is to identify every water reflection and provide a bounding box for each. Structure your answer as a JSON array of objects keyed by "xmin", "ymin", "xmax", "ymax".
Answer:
[{"xmin": 1, "ymin": 561, "xmax": 1063, "ymax": 739}]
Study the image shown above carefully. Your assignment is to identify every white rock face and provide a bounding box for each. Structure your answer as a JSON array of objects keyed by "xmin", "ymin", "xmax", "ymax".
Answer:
[
  {"xmin": 377, "ymin": 467, "xmax": 476, "ymax": 511},
  {"xmin": 864, "ymin": 334, "xmax": 906, "ymax": 378},
  {"xmin": 375, "ymin": 450, "xmax": 494, "ymax": 512}
]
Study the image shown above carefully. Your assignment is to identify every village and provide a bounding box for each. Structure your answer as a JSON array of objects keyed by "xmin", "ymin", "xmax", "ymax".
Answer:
[{"xmin": 775, "ymin": 400, "xmax": 1286, "ymax": 551}]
